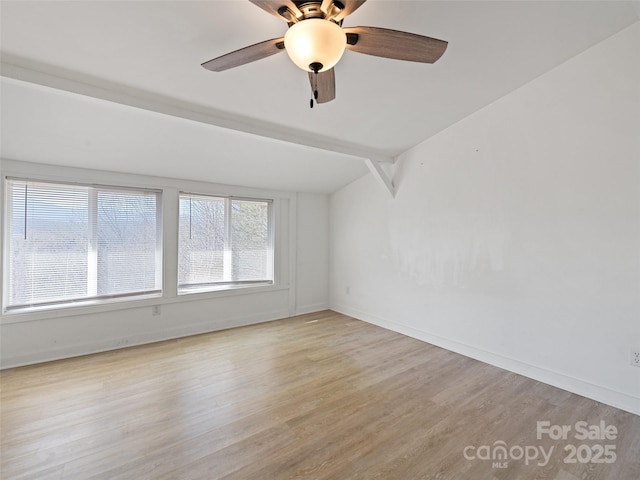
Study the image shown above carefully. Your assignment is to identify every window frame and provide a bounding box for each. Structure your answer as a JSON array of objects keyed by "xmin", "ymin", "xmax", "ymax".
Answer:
[
  {"xmin": 0, "ymin": 162, "xmax": 294, "ymax": 324},
  {"xmin": 3, "ymin": 177, "xmax": 163, "ymax": 314},
  {"xmin": 177, "ymin": 191, "xmax": 275, "ymax": 295}
]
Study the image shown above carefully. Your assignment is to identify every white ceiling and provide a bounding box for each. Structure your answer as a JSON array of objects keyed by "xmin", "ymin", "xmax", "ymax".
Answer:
[
  {"xmin": 1, "ymin": 0, "xmax": 639, "ymax": 193},
  {"xmin": 0, "ymin": 77, "xmax": 368, "ymax": 193}
]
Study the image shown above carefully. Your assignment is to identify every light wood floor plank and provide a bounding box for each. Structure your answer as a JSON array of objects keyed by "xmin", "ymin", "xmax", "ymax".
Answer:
[{"xmin": 1, "ymin": 311, "xmax": 638, "ymax": 479}]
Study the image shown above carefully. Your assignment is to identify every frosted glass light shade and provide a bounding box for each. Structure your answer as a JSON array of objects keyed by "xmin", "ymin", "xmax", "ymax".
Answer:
[{"xmin": 284, "ymin": 19, "xmax": 346, "ymax": 72}]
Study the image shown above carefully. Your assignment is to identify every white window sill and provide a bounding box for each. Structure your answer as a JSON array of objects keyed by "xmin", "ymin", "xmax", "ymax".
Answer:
[{"xmin": 1, "ymin": 283, "xmax": 288, "ymax": 325}]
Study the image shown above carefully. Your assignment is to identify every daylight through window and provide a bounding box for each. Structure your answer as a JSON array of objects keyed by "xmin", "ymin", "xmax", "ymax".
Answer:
[
  {"xmin": 178, "ymin": 193, "xmax": 274, "ymax": 294},
  {"xmin": 4, "ymin": 178, "xmax": 162, "ymax": 311}
]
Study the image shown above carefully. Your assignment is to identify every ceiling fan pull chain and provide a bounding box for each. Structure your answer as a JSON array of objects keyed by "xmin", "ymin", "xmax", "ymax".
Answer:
[
  {"xmin": 314, "ymin": 71, "xmax": 319, "ymax": 100},
  {"xmin": 309, "ymin": 71, "xmax": 315, "ymax": 108},
  {"xmin": 309, "ymin": 70, "xmax": 317, "ymax": 109},
  {"xmin": 310, "ymin": 72, "xmax": 315, "ymax": 107},
  {"xmin": 309, "ymin": 63, "xmax": 322, "ymax": 109}
]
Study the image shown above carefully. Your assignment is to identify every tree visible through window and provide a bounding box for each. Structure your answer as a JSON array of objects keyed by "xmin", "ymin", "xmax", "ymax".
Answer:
[
  {"xmin": 178, "ymin": 193, "xmax": 273, "ymax": 293},
  {"xmin": 4, "ymin": 179, "xmax": 162, "ymax": 311}
]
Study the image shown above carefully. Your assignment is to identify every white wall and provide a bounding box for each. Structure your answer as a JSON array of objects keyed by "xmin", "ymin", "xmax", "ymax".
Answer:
[
  {"xmin": 296, "ymin": 193, "xmax": 330, "ymax": 314},
  {"xmin": 330, "ymin": 23, "xmax": 640, "ymax": 414},
  {"xmin": 0, "ymin": 160, "xmax": 330, "ymax": 368}
]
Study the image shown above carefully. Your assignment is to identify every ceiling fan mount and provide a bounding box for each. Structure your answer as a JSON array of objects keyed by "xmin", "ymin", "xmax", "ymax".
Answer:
[
  {"xmin": 283, "ymin": 2, "xmax": 323, "ymax": 21},
  {"xmin": 201, "ymin": 0, "xmax": 448, "ymax": 107}
]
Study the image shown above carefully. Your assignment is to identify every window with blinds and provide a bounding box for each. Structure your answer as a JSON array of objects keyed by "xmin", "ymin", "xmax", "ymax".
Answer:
[
  {"xmin": 4, "ymin": 178, "xmax": 162, "ymax": 311},
  {"xmin": 178, "ymin": 193, "xmax": 274, "ymax": 294}
]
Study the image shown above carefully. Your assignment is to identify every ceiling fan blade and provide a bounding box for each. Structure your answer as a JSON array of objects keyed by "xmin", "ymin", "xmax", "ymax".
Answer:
[
  {"xmin": 248, "ymin": 0, "xmax": 302, "ymax": 21},
  {"xmin": 332, "ymin": 0, "xmax": 367, "ymax": 22},
  {"xmin": 344, "ymin": 26, "xmax": 448, "ymax": 63},
  {"xmin": 201, "ymin": 38, "xmax": 285, "ymax": 72},
  {"xmin": 308, "ymin": 68, "xmax": 336, "ymax": 104}
]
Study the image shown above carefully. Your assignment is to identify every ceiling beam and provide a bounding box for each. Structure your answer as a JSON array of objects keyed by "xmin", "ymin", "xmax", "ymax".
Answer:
[
  {"xmin": 364, "ymin": 158, "xmax": 395, "ymax": 199},
  {"xmin": 1, "ymin": 61, "xmax": 393, "ymax": 166}
]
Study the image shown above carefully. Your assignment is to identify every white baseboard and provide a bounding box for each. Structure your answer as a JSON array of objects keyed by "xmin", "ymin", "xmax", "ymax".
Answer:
[
  {"xmin": 331, "ymin": 304, "xmax": 640, "ymax": 416},
  {"xmin": 295, "ymin": 302, "xmax": 330, "ymax": 316}
]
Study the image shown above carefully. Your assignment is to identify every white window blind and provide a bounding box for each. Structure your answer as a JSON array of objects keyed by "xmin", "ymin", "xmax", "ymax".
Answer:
[
  {"xmin": 178, "ymin": 193, "xmax": 273, "ymax": 293},
  {"xmin": 4, "ymin": 178, "xmax": 162, "ymax": 311}
]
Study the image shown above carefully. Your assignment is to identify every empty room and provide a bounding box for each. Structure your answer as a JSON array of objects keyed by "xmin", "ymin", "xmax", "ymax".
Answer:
[{"xmin": 1, "ymin": 1, "xmax": 639, "ymax": 479}]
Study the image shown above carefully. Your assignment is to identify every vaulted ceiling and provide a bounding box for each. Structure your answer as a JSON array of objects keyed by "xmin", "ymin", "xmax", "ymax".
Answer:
[{"xmin": 1, "ymin": 1, "xmax": 639, "ymax": 193}]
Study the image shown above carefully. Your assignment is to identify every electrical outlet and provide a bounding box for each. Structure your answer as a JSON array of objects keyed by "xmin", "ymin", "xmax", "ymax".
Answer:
[{"xmin": 631, "ymin": 349, "xmax": 640, "ymax": 367}]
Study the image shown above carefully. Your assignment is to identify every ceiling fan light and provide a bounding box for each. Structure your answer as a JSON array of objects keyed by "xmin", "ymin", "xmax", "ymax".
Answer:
[{"xmin": 284, "ymin": 19, "xmax": 346, "ymax": 72}]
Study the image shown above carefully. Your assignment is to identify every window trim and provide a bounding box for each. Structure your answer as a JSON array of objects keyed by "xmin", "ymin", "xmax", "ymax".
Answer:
[
  {"xmin": 3, "ymin": 177, "xmax": 163, "ymax": 313},
  {"xmin": 177, "ymin": 191, "xmax": 275, "ymax": 295},
  {"xmin": 0, "ymin": 161, "xmax": 295, "ymax": 324}
]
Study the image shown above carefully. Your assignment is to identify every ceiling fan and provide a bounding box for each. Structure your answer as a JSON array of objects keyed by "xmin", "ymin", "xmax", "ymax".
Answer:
[{"xmin": 201, "ymin": 0, "xmax": 448, "ymax": 107}]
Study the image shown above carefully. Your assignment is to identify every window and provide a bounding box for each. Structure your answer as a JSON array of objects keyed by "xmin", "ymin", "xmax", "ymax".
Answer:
[
  {"xmin": 4, "ymin": 178, "xmax": 162, "ymax": 311},
  {"xmin": 178, "ymin": 193, "xmax": 274, "ymax": 294}
]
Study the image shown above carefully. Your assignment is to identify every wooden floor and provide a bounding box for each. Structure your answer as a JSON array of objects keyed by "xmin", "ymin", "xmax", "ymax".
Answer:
[{"xmin": 1, "ymin": 311, "xmax": 639, "ymax": 480}]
